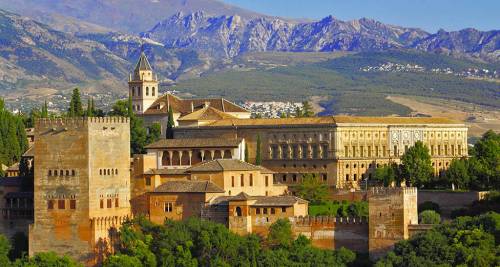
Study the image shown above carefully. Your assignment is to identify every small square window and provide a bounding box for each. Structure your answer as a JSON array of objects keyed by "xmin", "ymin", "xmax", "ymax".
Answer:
[
  {"xmin": 58, "ymin": 200, "xmax": 65, "ymax": 209},
  {"xmin": 48, "ymin": 200, "xmax": 54, "ymax": 209},
  {"xmin": 164, "ymin": 202, "xmax": 173, "ymax": 213},
  {"xmin": 281, "ymin": 207, "xmax": 286, "ymax": 213}
]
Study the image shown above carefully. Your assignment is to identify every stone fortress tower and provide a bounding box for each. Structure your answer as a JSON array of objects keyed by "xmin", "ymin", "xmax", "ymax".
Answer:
[
  {"xmin": 128, "ymin": 52, "xmax": 159, "ymax": 114},
  {"xmin": 29, "ymin": 117, "xmax": 132, "ymax": 265},
  {"xmin": 368, "ymin": 187, "xmax": 418, "ymax": 259}
]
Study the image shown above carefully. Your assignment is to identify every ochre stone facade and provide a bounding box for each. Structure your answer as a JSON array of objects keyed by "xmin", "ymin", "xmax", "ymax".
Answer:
[
  {"xmin": 29, "ymin": 118, "xmax": 132, "ymax": 265},
  {"xmin": 174, "ymin": 117, "xmax": 468, "ymax": 189}
]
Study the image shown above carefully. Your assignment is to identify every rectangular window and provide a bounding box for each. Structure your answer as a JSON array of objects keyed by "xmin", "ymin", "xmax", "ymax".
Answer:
[
  {"xmin": 394, "ymin": 145, "xmax": 398, "ymax": 156},
  {"xmin": 281, "ymin": 207, "xmax": 286, "ymax": 213},
  {"xmin": 375, "ymin": 146, "xmax": 379, "ymax": 157},
  {"xmin": 263, "ymin": 208, "xmax": 268, "ymax": 214},
  {"xmin": 145, "ymin": 177, "xmax": 151, "ymax": 186},
  {"xmin": 265, "ymin": 176, "xmax": 269, "ymax": 187},
  {"xmin": 438, "ymin": 145, "xmax": 441, "ymax": 156},
  {"xmin": 312, "ymin": 145, "xmax": 318, "ymax": 159},
  {"xmin": 451, "ymin": 145, "xmax": 455, "ymax": 156},
  {"xmin": 322, "ymin": 144, "xmax": 328, "ymax": 159},
  {"xmin": 100, "ymin": 199, "xmax": 104, "ymax": 209},
  {"xmin": 352, "ymin": 146, "xmax": 356, "ymax": 157},
  {"xmin": 271, "ymin": 208, "xmax": 276, "ymax": 214},
  {"xmin": 240, "ymin": 174, "xmax": 244, "ymax": 186},
  {"xmin": 346, "ymin": 174, "xmax": 349, "ymax": 181},
  {"xmin": 256, "ymin": 208, "xmax": 261, "ymax": 215},
  {"xmin": 115, "ymin": 198, "xmax": 119, "ymax": 208},
  {"xmin": 58, "ymin": 200, "xmax": 65, "ymax": 209},
  {"xmin": 164, "ymin": 202, "xmax": 173, "ymax": 213},
  {"xmin": 107, "ymin": 199, "xmax": 112, "ymax": 208},
  {"xmin": 281, "ymin": 144, "xmax": 288, "ymax": 159},
  {"xmin": 383, "ymin": 146, "xmax": 386, "ymax": 157},
  {"xmin": 368, "ymin": 146, "xmax": 372, "ymax": 157},
  {"xmin": 48, "ymin": 200, "xmax": 54, "ymax": 210},
  {"xmin": 360, "ymin": 146, "xmax": 364, "ymax": 157},
  {"xmin": 249, "ymin": 174, "xmax": 253, "ymax": 186},
  {"xmin": 70, "ymin": 199, "xmax": 76, "ymax": 209},
  {"xmin": 301, "ymin": 144, "xmax": 308, "ymax": 159},
  {"xmin": 231, "ymin": 176, "xmax": 235, "ymax": 187},
  {"xmin": 458, "ymin": 145, "xmax": 462, "ymax": 155},
  {"xmin": 344, "ymin": 146, "xmax": 349, "ymax": 157},
  {"xmin": 292, "ymin": 145, "xmax": 299, "ymax": 159}
]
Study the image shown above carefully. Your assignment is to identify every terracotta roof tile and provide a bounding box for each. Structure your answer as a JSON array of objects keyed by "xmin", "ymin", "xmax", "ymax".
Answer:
[
  {"xmin": 144, "ymin": 169, "xmax": 188, "ymax": 175},
  {"xmin": 145, "ymin": 138, "xmax": 243, "ymax": 149},
  {"xmin": 178, "ymin": 106, "xmax": 237, "ymax": 121},
  {"xmin": 143, "ymin": 94, "xmax": 248, "ymax": 115},
  {"xmin": 211, "ymin": 194, "xmax": 307, "ymax": 206},
  {"xmin": 153, "ymin": 180, "xmax": 225, "ymax": 193},
  {"xmin": 202, "ymin": 116, "xmax": 462, "ymax": 127},
  {"xmin": 187, "ymin": 159, "xmax": 274, "ymax": 173}
]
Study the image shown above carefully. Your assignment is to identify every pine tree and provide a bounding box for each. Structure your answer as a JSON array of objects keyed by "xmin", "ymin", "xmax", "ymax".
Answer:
[
  {"xmin": 68, "ymin": 88, "xmax": 83, "ymax": 117},
  {"xmin": 255, "ymin": 134, "xmax": 262, "ymax": 165},
  {"xmin": 166, "ymin": 106, "xmax": 174, "ymax": 139}
]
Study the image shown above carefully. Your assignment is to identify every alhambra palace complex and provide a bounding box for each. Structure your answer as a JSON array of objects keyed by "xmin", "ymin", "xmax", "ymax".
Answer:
[{"xmin": 0, "ymin": 53, "xmax": 470, "ymax": 265}]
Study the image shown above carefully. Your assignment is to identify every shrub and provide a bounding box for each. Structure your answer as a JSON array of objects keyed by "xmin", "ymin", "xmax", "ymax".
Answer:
[{"xmin": 419, "ymin": 210, "xmax": 441, "ymax": 224}]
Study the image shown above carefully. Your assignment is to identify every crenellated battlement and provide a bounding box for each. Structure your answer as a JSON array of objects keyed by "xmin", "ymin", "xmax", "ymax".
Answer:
[
  {"xmin": 291, "ymin": 216, "xmax": 367, "ymax": 226},
  {"xmin": 35, "ymin": 117, "xmax": 130, "ymax": 128},
  {"xmin": 368, "ymin": 187, "xmax": 417, "ymax": 197},
  {"xmin": 87, "ymin": 117, "xmax": 129, "ymax": 124}
]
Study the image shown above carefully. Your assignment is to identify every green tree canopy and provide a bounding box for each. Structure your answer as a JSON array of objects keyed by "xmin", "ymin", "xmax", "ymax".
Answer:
[
  {"xmin": 146, "ymin": 123, "xmax": 161, "ymax": 145},
  {"xmin": 373, "ymin": 163, "xmax": 401, "ymax": 187},
  {"xmin": 445, "ymin": 158, "xmax": 470, "ymax": 189},
  {"xmin": 419, "ymin": 210, "xmax": 441, "ymax": 224},
  {"xmin": 295, "ymin": 174, "xmax": 329, "ymax": 204},
  {"xmin": 376, "ymin": 212, "xmax": 499, "ymax": 267},
  {"xmin": 400, "ymin": 141, "xmax": 434, "ymax": 188},
  {"xmin": 267, "ymin": 219, "xmax": 293, "ymax": 248}
]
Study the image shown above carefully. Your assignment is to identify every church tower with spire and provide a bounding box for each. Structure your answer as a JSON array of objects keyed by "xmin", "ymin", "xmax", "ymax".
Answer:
[{"xmin": 128, "ymin": 52, "xmax": 159, "ymax": 114}]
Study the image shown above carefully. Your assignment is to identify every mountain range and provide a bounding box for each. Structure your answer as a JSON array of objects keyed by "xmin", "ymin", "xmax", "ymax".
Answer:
[{"xmin": 0, "ymin": 0, "xmax": 498, "ymax": 112}]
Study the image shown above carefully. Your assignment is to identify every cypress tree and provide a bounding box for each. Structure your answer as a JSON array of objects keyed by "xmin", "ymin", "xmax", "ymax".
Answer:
[
  {"xmin": 244, "ymin": 142, "xmax": 249, "ymax": 162},
  {"xmin": 255, "ymin": 134, "xmax": 262, "ymax": 165},
  {"xmin": 127, "ymin": 97, "xmax": 134, "ymax": 118},
  {"xmin": 68, "ymin": 88, "xmax": 83, "ymax": 117},
  {"xmin": 86, "ymin": 98, "xmax": 93, "ymax": 117},
  {"xmin": 166, "ymin": 106, "xmax": 174, "ymax": 139},
  {"xmin": 90, "ymin": 98, "xmax": 96, "ymax": 115},
  {"xmin": 41, "ymin": 101, "xmax": 48, "ymax": 118}
]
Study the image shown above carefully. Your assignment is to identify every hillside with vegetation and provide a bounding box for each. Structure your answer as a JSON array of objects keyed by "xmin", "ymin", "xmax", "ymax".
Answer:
[{"xmin": 172, "ymin": 50, "xmax": 500, "ymax": 116}]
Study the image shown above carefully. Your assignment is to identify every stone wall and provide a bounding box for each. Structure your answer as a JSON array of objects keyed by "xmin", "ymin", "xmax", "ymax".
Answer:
[
  {"xmin": 418, "ymin": 190, "xmax": 488, "ymax": 217},
  {"xmin": 230, "ymin": 216, "xmax": 368, "ymax": 252}
]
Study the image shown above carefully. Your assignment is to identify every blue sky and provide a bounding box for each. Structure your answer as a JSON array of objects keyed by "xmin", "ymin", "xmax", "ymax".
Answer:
[{"xmin": 222, "ymin": 0, "xmax": 499, "ymax": 32}]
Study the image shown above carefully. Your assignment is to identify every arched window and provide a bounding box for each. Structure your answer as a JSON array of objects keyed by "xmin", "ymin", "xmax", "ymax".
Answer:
[
  {"xmin": 72, "ymin": 170, "xmax": 76, "ymax": 176},
  {"xmin": 48, "ymin": 170, "xmax": 52, "ymax": 176},
  {"xmin": 99, "ymin": 169, "xmax": 102, "ymax": 175},
  {"xmin": 235, "ymin": 207, "xmax": 242, "ymax": 217},
  {"xmin": 59, "ymin": 170, "xmax": 63, "ymax": 176},
  {"xmin": 152, "ymin": 87, "xmax": 156, "ymax": 96},
  {"xmin": 146, "ymin": 87, "xmax": 149, "ymax": 96},
  {"xmin": 115, "ymin": 169, "xmax": 118, "ymax": 175},
  {"xmin": 66, "ymin": 170, "xmax": 70, "ymax": 176},
  {"xmin": 131, "ymin": 88, "xmax": 135, "ymax": 96}
]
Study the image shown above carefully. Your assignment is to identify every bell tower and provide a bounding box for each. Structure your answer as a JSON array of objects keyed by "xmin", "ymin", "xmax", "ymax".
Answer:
[{"xmin": 128, "ymin": 52, "xmax": 158, "ymax": 114}]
